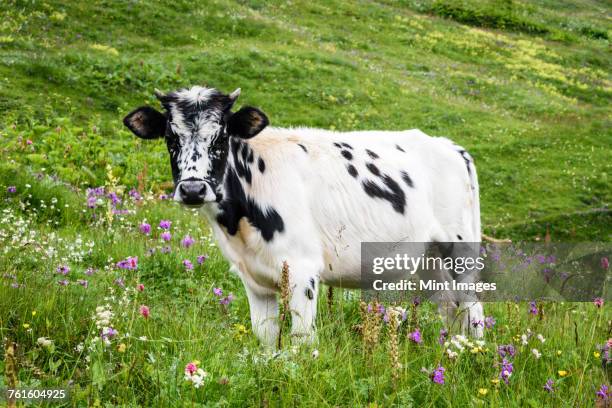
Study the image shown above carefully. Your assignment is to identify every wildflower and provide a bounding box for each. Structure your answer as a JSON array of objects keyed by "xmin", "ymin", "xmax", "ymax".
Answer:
[
  {"xmin": 139, "ymin": 305, "xmax": 150, "ymax": 319},
  {"xmin": 601, "ymin": 257, "xmax": 609, "ymax": 270},
  {"xmin": 129, "ymin": 189, "xmax": 142, "ymax": 201},
  {"xmin": 521, "ymin": 334, "xmax": 529, "ymax": 345},
  {"xmin": 500, "ymin": 359, "xmax": 513, "ymax": 384},
  {"xmin": 558, "ymin": 370, "xmax": 568, "ymax": 377},
  {"xmin": 58, "ymin": 279, "xmax": 69, "ymax": 286},
  {"xmin": 234, "ymin": 324, "xmax": 248, "ymax": 339},
  {"xmin": 446, "ymin": 349, "xmax": 458, "ymax": 359},
  {"xmin": 117, "ymin": 343, "xmax": 127, "ymax": 353},
  {"xmin": 544, "ymin": 378, "xmax": 554, "ymax": 393},
  {"xmin": 412, "ymin": 297, "xmax": 421, "ymax": 307},
  {"xmin": 531, "ymin": 348, "xmax": 542, "ymax": 359},
  {"xmin": 161, "ymin": 232, "xmax": 171, "ymax": 242},
  {"xmin": 183, "ymin": 259, "xmax": 194, "ymax": 270},
  {"xmin": 497, "ymin": 344, "xmax": 516, "ymax": 358},
  {"xmin": 478, "ymin": 388, "xmax": 488, "ymax": 396},
  {"xmin": 529, "ymin": 301, "xmax": 538, "ymax": 315},
  {"xmin": 197, "ymin": 255, "xmax": 208, "ymax": 265},
  {"xmin": 181, "ymin": 235, "xmax": 195, "ymax": 248},
  {"xmin": 31, "ymin": 311, "xmax": 36, "ymax": 316},
  {"xmin": 438, "ymin": 328, "xmax": 448, "ymax": 345},
  {"xmin": 594, "ymin": 351, "xmax": 600, "ymax": 359},
  {"xmin": 491, "ymin": 379, "xmax": 500, "ymax": 386},
  {"xmin": 84, "ymin": 268, "xmax": 95, "ymax": 276},
  {"xmin": 431, "ymin": 365, "xmax": 445, "ymax": 384},
  {"xmin": 159, "ymin": 220, "xmax": 172, "ymax": 229},
  {"xmin": 593, "ymin": 297, "xmax": 604, "ymax": 308},
  {"xmin": 596, "ymin": 384, "xmax": 610, "ymax": 401},
  {"xmin": 537, "ymin": 334, "xmax": 546, "ymax": 343},
  {"xmin": 557, "ymin": 350, "xmax": 562, "ymax": 356},
  {"xmin": 161, "ymin": 246, "xmax": 171, "ymax": 253},
  {"xmin": 220, "ymin": 294, "xmax": 234, "ymax": 305},
  {"xmin": 471, "ymin": 319, "xmax": 484, "ymax": 329},
  {"xmin": 484, "ymin": 316, "xmax": 496, "ymax": 329},
  {"xmin": 7, "ymin": 186, "xmax": 16, "ymax": 193},
  {"xmin": 159, "ymin": 194, "xmax": 168, "ymax": 200},
  {"xmin": 312, "ymin": 349, "xmax": 319, "ymax": 359},
  {"xmin": 213, "ymin": 287, "xmax": 223, "ymax": 297},
  {"xmin": 23, "ymin": 323, "xmax": 30, "ymax": 329},
  {"xmin": 139, "ymin": 223, "xmax": 151, "ymax": 235},
  {"xmin": 77, "ymin": 279, "xmax": 89, "ymax": 288},
  {"xmin": 117, "ymin": 256, "xmax": 138, "ymax": 270},
  {"xmin": 185, "ymin": 362, "xmax": 197, "ymax": 376},
  {"xmin": 408, "ymin": 328, "xmax": 423, "ymax": 344},
  {"xmin": 37, "ymin": 337, "xmax": 53, "ymax": 347},
  {"xmin": 101, "ymin": 327, "xmax": 118, "ymax": 342},
  {"xmin": 26, "ymin": 139, "xmax": 33, "ymax": 145},
  {"xmin": 56, "ymin": 265, "xmax": 70, "ymax": 275},
  {"xmin": 114, "ymin": 278, "xmax": 125, "ymax": 288},
  {"xmin": 136, "ymin": 283, "xmax": 145, "ymax": 292}
]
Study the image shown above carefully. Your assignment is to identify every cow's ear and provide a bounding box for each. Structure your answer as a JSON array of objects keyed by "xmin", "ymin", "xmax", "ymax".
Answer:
[
  {"xmin": 123, "ymin": 106, "xmax": 166, "ymax": 139},
  {"xmin": 227, "ymin": 106, "xmax": 268, "ymax": 139}
]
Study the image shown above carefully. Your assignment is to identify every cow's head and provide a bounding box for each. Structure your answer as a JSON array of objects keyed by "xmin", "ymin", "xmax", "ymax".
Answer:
[{"xmin": 123, "ymin": 86, "xmax": 268, "ymax": 206}]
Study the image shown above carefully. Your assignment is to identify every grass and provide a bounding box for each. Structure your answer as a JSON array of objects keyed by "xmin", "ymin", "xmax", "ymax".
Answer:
[{"xmin": 0, "ymin": 0, "xmax": 610, "ymax": 406}]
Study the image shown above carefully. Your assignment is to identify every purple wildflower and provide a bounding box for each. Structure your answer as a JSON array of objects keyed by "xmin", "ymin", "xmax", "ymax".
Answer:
[
  {"xmin": 376, "ymin": 303, "xmax": 385, "ymax": 315},
  {"xmin": 84, "ymin": 268, "xmax": 95, "ymax": 276},
  {"xmin": 438, "ymin": 328, "xmax": 448, "ymax": 345},
  {"xmin": 58, "ymin": 279, "xmax": 69, "ymax": 286},
  {"xmin": 213, "ymin": 287, "xmax": 223, "ymax": 297},
  {"xmin": 596, "ymin": 384, "xmax": 610, "ymax": 401},
  {"xmin": 7, "ymin": 186, "xmax": 16, "ymax": 193},
  {"xmin": 101, "ymin": 327, "xmax": 118, "ymax": 341},
  {"xmin": 529, "ymin": 301, "xmax": 538, "ymax": 315},
  {"xmin": 601, "ymin": 257, "xmax": 609, "ymax": 270},
  {"xmin": 412, "ymin": 297, "xmax": 421, "ymax": 307},
  {"xmin": 161, "ymin": 246, "xmax": 171, "ymax": 254},
  {"xmin": 129, "ymin": 189, "xmax": 142, "ymax": 201},
  {"xmin": 431, "ymin": 365, "xmax": 445, "ymax": 385},
  {"xmin": 107, "ymin": 192, "xmax": 121, "ymax": 206},
  {"xmin": 159, "ymin": 220, "xmax": 172, "ymax": 230},
  {"xmin": 197, "ymin": 255, "xmax": 208, "ymax": 265},
  {"xmin": 497, "ymin": 344, "xmax": 516, "ymax": 358},
  {"xmin": 56, "ymin": 265, "xmax": 70, "ymax": 275},
  {"xmin": 161, "ymin": 232, "xmax": 171, "ymax": 242},
  {"xmin": 471, "ymin": 319, "xmax": 484, "ymax": 329},
  {"xmin": 408, "ymin": 328, "xmax": 422, "ymax": 344},
  {"xmin": 593, "ymin": 297, "xmax": 604, "ymax": 308},
  {"xmin": 87, "ymin": 196, "xmax": 97, "ymax": 208},
  {"xmin": 181, "ymin": 235, "xmax": 195, "ymax": 248},
  {"xmin": 183, "ymin": 259, "xmax": 194, "ymax": 270},
  {"xmin": 220, "ymin": 294, "xmax": 234, "ymax": 305},
  {"xmin": 543, "ymin": 379, "xmax": 554, "ymax": 393},
  {"xmin": 139, "ymin": 223, "xmax": 151, "ymax": 235},
  {"xmin": 77, "ymin": 279, "xmax": 89, "ymax": 288},
  {"xmin": 499, "ymin": 358, "xmax": 513, "ymax": 384},
  {"xmin": 484, "ymin": 316, "xmax": 496, "ymax": 329},
  {"xmin": 116, "ymin": 256, "xmax": 138, "ymax": 270}
]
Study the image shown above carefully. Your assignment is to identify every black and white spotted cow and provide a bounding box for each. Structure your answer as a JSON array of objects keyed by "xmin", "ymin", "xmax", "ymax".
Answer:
[{"xmin": 123, "ymin": 86, "xmax": 485, "ymax": 345}]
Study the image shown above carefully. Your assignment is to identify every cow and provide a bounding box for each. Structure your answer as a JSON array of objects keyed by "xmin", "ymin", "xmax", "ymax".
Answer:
[{"xmin": 123, "ymin": 86, "xmax": 485, "ymax": 346}]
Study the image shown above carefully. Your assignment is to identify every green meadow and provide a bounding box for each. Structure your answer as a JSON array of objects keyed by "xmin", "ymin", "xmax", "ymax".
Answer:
[{"xmin": 0, "ymin": 0, "xmax": 610, "ymax": 406}]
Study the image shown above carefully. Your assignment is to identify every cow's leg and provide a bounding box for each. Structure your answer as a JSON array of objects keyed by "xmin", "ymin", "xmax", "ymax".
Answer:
[
  {"xmin": 286, "ymin": 259, "xmax": 321, "ymax": 344},
  {"xmin": 243, "ymin": 281, "xmax": 279, "ymax": 347}
]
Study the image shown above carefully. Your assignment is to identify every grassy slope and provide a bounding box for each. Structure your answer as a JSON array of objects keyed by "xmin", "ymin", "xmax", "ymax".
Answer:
[
  {"xmin": 0, "ymin": 1, "xmax": 611, "ymax": 407},
  {"xmin": 1, "ymin": 0, "xmax": 610, "ymax": 240}
]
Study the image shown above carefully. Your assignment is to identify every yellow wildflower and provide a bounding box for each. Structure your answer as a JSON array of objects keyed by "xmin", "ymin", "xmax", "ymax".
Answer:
[
  {"xmin": 117, "ymin": 343, "xmax": 126, "ymax": 353},
  {"xmin": 31, "ymin": 311, "xmax": 37, "ymax": 316},
  {"xmin": 23, "ymin": 323, "xmax": 30, "ymax": 329},
  {"xmin": 594, "ymin": 351, "xmax": 600, "ymax": 359},
  {"xmin": 558, "ymin": 370, "xmax": 568, "ymax": 377},
  {"xmin": 478, "ymin": 388, "xmax": 488, "ymax": 396}
]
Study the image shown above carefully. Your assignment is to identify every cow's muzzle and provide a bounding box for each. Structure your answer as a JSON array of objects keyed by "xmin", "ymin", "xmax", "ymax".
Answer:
[{"xmin": 176, "ymin": 178, "xmax": 215, "ymax": 206}]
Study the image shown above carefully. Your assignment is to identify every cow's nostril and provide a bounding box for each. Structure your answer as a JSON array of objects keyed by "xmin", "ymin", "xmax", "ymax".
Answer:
[{"xmin": 198, "ymin": 185, "xmax": 206, "ymax": 195}]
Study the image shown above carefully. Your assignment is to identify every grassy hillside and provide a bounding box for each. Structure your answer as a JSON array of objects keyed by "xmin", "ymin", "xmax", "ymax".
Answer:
[
  {"xmin": 1, "ymin": 0, "xmax": 610, "ymax": 240},
  {"xmin": 0, "ymin": 1, "xmax": 611, "ymax": 407}
]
